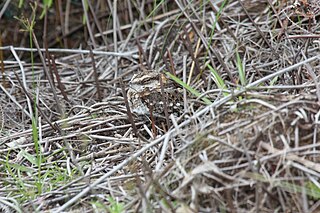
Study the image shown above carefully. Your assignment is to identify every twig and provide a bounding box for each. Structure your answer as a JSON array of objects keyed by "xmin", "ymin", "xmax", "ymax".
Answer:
[
  {"xmin": 89, "ymin": 46, "xmax": 102, "ymax": 101},
  {"xmin": 12, "ymin": 71, "xmax": 58, "ymax": 132},
  {"xmin": 81, "ymin": 0, "xmax": 97, "ymax": 48},
  {"xmin": 0, "ymin": 46, "xmax": 137, "ymax": 57},
  {"xmin": 51, "ymin": 54, "xmax": 69, "ymax": 102},
  {"xmin": 32, "ymin": 31, "xmax": 62, "ymax": 114},
  {"xmin": 119, "ymin": 78, "xmax": 138, "ymax": 137}
]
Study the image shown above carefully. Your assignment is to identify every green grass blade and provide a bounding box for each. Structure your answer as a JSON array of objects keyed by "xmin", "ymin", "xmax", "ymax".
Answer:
[
  {"xmin": 236, "ymin": 51, "xmax": 247, "ymax": 86},
  {"xmin": 147, "ymin": 0, "xmax": 165, "ymax": 19},
  {"xmin": 207, "ymin": 64, "xmax": 228, "ymax": 97},
  {"xmin": 107, "ymin": 196, "xmax": 124, "ymax": 213},
  {"xmin": 19, "ymin": 150, "xmax": 38, "ymax": 166},
  {"xmin": 165, "ymin": 72, "xmax": 212, "ymax": 105},
  {"xmin": 204, "ymin": 0, "xmax": 228, "ymax": 63},
  {"xmin": 0, "ymin": 159, "xmax": 34, "ymax": 173}
]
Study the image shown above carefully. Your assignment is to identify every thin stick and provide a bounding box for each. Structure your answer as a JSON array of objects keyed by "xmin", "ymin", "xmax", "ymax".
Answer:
[
  {"xmin": 89, "ymin": 46, "xmax": 102, "ymax": 101},
  {"xmin": 13, "ymin": 71, "xmax": 58, "ymax": 132},
  {"xmin": 119, "ymin": 78, "xmax": 138, "ymax": 137},
  {"xmin": 81, "ymin": 0, "xmax": 97, "ymax": 48},
  {"xmin": 0, "ymin": 46, "xmax": 137, "ymax": 56},
  {"xmin": 32, "ymin": 32, "xmax": 62, "ymax": 114},
  {"xmin": 51, "ymin": 54, "xmax": 69, "ymax": 102}
]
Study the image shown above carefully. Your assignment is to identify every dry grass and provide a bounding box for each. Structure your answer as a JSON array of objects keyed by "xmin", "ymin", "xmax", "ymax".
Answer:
[{"xmin": 1, "ymin": 0, "xmax": 320, "ymax": 212}]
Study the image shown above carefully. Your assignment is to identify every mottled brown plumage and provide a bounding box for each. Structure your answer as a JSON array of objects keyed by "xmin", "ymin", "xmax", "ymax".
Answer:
[{"xmin": 127, "ymin": 71, "xmax": 183, "ymax": 118}]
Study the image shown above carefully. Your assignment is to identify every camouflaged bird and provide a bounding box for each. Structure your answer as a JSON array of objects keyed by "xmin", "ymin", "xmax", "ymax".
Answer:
[{"xmin": 127, "ymin": 70, "xmax": 183, "ymax": 118}]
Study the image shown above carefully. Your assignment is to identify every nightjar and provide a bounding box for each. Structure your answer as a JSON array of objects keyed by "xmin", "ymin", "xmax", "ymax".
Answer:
[{"xmin": 127, "ymin": 70, "xmax": 183, "ymax": 118}]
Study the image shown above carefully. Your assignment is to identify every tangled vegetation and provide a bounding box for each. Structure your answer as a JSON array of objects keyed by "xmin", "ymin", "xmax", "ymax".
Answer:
[{"xmin": 1, "ymin": 0, "xmax": 320, "ymax": 212}]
